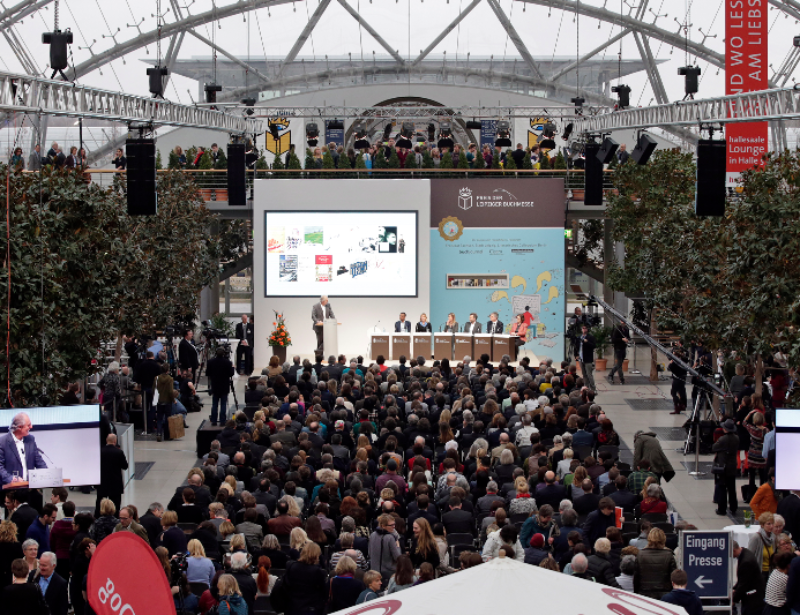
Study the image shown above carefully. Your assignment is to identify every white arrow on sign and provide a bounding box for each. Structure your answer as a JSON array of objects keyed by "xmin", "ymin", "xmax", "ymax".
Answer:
[{"xmin": 695, "ymin": 576, "xmax": 712, "ymax": 589}]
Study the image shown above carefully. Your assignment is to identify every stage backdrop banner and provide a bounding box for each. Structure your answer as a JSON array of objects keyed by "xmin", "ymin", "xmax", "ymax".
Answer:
[
  {"xmin": 430, "ymin": 179, "xmax": 566, "ymax": 360},
  {"xmin": 725, "ymin": 0, "xmax": 768, "ymax": 186}
]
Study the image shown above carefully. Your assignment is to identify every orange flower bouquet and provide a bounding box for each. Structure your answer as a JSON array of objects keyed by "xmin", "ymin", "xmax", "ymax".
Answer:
[{"xmin": 268, "ymin": 311, "xmax": 292, "ymax": 347}]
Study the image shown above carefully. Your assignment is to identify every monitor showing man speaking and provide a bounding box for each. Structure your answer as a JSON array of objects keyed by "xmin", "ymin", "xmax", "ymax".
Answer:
[{"xmin": 0, "ymin": 406, "xmax": 101, "ymax": 487}]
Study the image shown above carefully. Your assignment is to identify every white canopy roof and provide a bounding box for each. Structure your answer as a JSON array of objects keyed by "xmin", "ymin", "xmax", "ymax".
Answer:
[{"xmin": 335, "ymin": 555, "xmax": 689, "ymax": 615}]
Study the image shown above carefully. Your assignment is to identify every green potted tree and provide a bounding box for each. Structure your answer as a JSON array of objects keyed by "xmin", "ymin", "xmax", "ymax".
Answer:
[{"xmin": 590, "ymin": 324, "xmax": 613, "ymax": 371}]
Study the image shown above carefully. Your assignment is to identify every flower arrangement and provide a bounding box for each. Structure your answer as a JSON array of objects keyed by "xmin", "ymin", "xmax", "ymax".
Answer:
[{"xmin": 269, "ymin": 311, "xmax": 292, "ymax": 347}]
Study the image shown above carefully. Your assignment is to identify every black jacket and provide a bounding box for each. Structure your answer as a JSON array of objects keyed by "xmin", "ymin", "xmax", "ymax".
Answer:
[
  {"xmin": 712, "ymin": 432, "xmax": 740, "ymax": 478},
  {"xmin": 30, "ymin": 570, "xmax": 69, "ymax": 615},
  {"xmin": 611, "ymin": 325, "xmax": 629, "ymax": 351},
  {"xmin": 577, "ymin": 333, "xmax": 596, "ymax": 363},
  {"xmin": 99, "ymin": 444, "xmax": 129, "ymax": 495},
  {"xmin": 609, "ymin": 489, "xmax": 638, "ymax": 513},
  {"xmin": 1, "ymin": 582, "xmax": 49, "ymax": 615},
  {"xmin": 777, "ymin": 492, "xmax": 800, "ymax": 542},
  {"xmin": 284, "ymin": 560, "xmax": 327, "ymax": 614},
  {"xmin": 733, "ymin": 548, "xmax": 764, "ymax": 612},
  {"xmin": 10, "ymin": 504, "xmax": 38, "ymax": 543},
  {"xmin": 140, "ymin": 511, "xmax": 164, "ymax": 547},
  {"xmin": 206, "ymin": 356, "xmax": 234, "ymax": 396},
  {"xmin": 235, "ymin": 321, "xmax": 254, "ymax": 345},
  {"xmin": 415, "ymin": 322, "xmax": 432, "ymax": 332},
  {"xmin": 134, "ymin": 358, "xmax": 161, "ymax": 389},
  {"xmin": 587, "ymin": 553, "xmax": 620, "ymax": 587},
  {"xmin": 536, "ymin": 484, "xmax": 567, "ymax": 511},
  {"xmin": 179, "ymin": 339, "xmax": 199, "ymax": 372},
  {"xmin": 442, "ymin": 508, "xmax": 474, "ymax": 535}
]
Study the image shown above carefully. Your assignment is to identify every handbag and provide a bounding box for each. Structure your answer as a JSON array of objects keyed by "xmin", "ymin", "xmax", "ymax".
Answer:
[{"xmin": 711, "ymin": 459, "xmax": 726, "ymax": 474}]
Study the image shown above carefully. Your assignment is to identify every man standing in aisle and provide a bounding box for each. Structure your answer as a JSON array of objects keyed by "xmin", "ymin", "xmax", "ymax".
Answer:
[
  {"xmin": 96, "ymin": 434, "xmax": 128, "ymax": 518},
  {"xmin": 235, "ymin": 314, "xmax": 254, "ymax": 376},
  {"xmin": 312, "ymin": 296, "xmax": 336, "ymax": 352},
  {"xmin": 464, "ymin": 313, "xmax": 482, "ymax": 334},
  {"xmin": 576, "ymin": 324, "xmax": 597, "ymax": 393},
  {"xmin": 395, "ymin": 313, "xmax": 411, "ymax": 332},
  {"xmin": 608, "ymin": 321, "xmax": 629, "ymax": 385},
  {"xmin": 486, "ymin": 312, "xmax": 504, "ymax": 334},
  {"xmin": 206, "ymin": 348, "xmax": 235, "ymax": 426},
  {"xmin": 179, "ymin": 329, "xmax": 200, "ymax": 383}
]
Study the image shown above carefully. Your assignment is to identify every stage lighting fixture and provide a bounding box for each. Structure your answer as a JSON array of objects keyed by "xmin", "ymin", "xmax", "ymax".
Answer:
[
  {"xmin": 611, "ymin": 84, "xmax": 631, "ymax": 109},
  {"xmin": 204, "ymin": 83, "xmax": 222, "ymax": 105},
  {"xmin": 42, "ymin": 29, "xmax": 73, "ymax": 79},
  {"xmin": 328, "ymin": 119, "xmax": 344, "ymax": 130},
  {"xmin": 353, "ymin": 122, "xmax": 370, "ymax": 149},
  {"xmin": 571, "ymin": 96, "xmax": 585, "ymax": 112},
  {"xmin": 147, "ymin": 66, "xmax": 169, "ymax": 98},
  {"xmin": 466, "ymin": 119, "xmax": 482, "ymax": 130},
  {"xmin": 438, "ymin": 121, "xmax": 454, "ymax": 149},
  {"xmin": 427, "ymin": 123, "xmax": 436, "ymax": 142},
  {"xmin": 241, "ymin": 97, "xmax": 256, "ymax": 115},
  {"xmin": 494, "ymin": 120, "xmax": 511, "ymax": 147},
  {"xmin": 678, "ymin": 66, "xmax": 701, "ymax": 98},
  {"xmin": 383, "ymin": 123, "xmax": 394, "ymax": 141},
  {"xmin": 538, "ymin": 121, "xmax": 557, "ymax": 150},
  {"xmin": 794, "ymin": 35, "xmax": 800, "ymax": 47},
  {"xmin": 632, "ymin": 133, "xmax": 658, "ymax": 165},
  {"xmin": 397, "ymin": 121, "xmax": 414, "ymax": 148},
  {"xmin": 306, "ymin": 122, "xmax": 319, "ymax": 146},
  {"xmin": 561, "ymin": 122, "xmax": 574, "ymax": 141}
]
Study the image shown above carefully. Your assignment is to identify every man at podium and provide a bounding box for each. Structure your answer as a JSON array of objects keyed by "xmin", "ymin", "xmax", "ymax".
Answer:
[
  {"xmin": 0, "ymin": 412, "xmax": 47, "ymax": 487},
  {"xmin": 312, "ymin": 295, "xmax": 336, "ymax": 352}
]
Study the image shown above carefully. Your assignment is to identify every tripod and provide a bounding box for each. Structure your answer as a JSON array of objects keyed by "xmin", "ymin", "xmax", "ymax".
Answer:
[{"xmin": 683, "ymin": 383, "xmax": 714, "ymax": 476}]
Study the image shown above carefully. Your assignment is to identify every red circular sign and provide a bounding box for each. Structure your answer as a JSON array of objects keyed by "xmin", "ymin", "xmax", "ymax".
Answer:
[
  {"xmin": 345, "ymin": 599, "xmax": 403, "ymax": 615},
  {"xmin": 88, "ymin": 532, "xmax": 176, "ymax": 615}
]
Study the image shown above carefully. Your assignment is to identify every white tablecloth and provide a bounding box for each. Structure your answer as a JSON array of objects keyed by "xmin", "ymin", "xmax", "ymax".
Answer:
[{"xmin": 724, "ymin": 524, "xmax": 759, "ymax": 547}]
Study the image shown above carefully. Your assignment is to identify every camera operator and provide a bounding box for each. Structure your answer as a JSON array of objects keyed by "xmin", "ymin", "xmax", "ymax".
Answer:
[
  {"xmin": 608, "ymin": 321, "xmax": 630, "ymax": 385},
  {"xmin": 169, "ymin": 555, "xmax": 199, "ymax": 613},
  {"xmin": 235, "ymin": 314, "xmax": 254, "ymax": 376},
  {"xmin": 690, "ymin": 353, "xmax": 714, "ymax": 412},
  {"xmin": 668, "ymin": 349, "xmax": 688, "ymax": 415},
  {"xmin": 206, "ymin": 347, "xmax": 235, "ymax": 426},
  {"xmin": 567, "ymin": 307, "xmax": 588, "ymax": 359},
  {"xmin": 179, "ymin": 329, "xmax": 200, "ymax": 384},
  {"xmin": 575, "ymin": 324, "xmax": 597, "ymax": 393}
]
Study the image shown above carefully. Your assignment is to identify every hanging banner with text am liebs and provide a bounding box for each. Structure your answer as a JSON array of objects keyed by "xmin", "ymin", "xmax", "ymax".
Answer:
[{"xmin": 725, "ymin": 0, "xmax": 768, "ymax": 187}]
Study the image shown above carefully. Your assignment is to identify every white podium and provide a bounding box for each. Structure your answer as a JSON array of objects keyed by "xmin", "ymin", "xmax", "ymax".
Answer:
[{"xmin": 323, "ymin": 319, "xmax": 339, "ymax": 356}]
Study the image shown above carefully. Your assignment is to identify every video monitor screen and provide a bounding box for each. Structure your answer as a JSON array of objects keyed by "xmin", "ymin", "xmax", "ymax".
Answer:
[
  {"xmin": 775, "ymin": 408, "xmax": 800, "ymax": 490},
  {"xmin": 0, "ymin": 405, "xmax": 101, "ymax": 487},
  {"xmin": 265, "ymin": 211, "xmax": 418, "ymax": 297}
]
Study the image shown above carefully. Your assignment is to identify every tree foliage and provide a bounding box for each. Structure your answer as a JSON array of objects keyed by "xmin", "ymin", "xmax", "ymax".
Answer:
[
  {"xmin": 0, "ymin": 167, "xmax": 223, "ymax": 404},
  {"xmin": 606, "ymin": 148, "xmax": 800, "ymax": 366}
]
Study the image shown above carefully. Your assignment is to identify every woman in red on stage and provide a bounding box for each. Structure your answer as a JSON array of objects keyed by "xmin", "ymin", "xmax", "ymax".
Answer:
[{"xmin": 509, "ymin": 314, "xmax": 528, "ymax": 347}]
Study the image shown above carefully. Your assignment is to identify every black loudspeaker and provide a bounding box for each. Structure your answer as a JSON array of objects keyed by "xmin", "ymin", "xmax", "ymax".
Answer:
[
  {"xmin": 695, "ymin": 139, "xmax": 726, "ymax": 216},
  {"xmin": 632, "ymin": 133, "xmax": 658, "ymax": 165},
  {"xmin": 584, "ymin": 141, "xmax": 603, "ymax": 205},
  {"xmin": 227, "ymin": 143, "xmax": 246, "ymax": 206},
  {"xmin": 597, "ymin": 137, "xmax": 619, "ymax": 164},
  {"xmin": 126, "ymin": 139, "xmax": 157, "ymax": 216}
]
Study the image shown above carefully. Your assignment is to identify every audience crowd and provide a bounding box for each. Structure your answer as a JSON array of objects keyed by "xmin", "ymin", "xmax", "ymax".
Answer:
[{"xmin": 1, "ymin": 351, "xmax": 798, "ymax": 615}]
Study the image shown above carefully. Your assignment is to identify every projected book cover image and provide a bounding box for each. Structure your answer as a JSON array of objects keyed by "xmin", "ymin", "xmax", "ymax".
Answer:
[
  {"xmin": 267, "ymin": 227, "xmax": 285, "ymax": 253},
  {"xmin": 265, "ymin": 211, "xmax": 418, "ymax": 297}
]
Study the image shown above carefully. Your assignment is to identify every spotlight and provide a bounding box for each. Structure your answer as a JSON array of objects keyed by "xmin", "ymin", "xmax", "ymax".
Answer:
[
  {"xmin": 571, "ymin": 96, "xmax": 585, "ymax": 113},
  {"xmin": 147, "ymin": 66, "xmax": 169, "ymax": 98},
  {"xmin": 612, "ymin": 84, "xmax": 631, "ymax": 109},
  {"xmin": 353, "ymin": 122, "xmax": 369, "ymax": 149},
  {"xmin": 241, "ymin": 97, "xmax": 256, "ymax": 116},
  {"xmin": 328, "ymin": 119, "xmax": 344, "ymax": 130},
  {"xmin": 438, "ymin": 121, "xmax": 454, "ymax": 149},
  {"xmin": 494, "ymin": 120, "xmax": 511, "ymax": 148},
  {"xmin": 540, "ymin": 121, "xmax": 557, "ymax": 150},
  {"xmin": 204, "ymin": 83, "xmax": 222, "ymax": 105},
  {"xmin": 678, "ymin": 66, "xmax": 701, "ymax": 98},
  {"xmin": 632, "ymin": 133, "xmax": 657, "ymax": 165},
  {"xmin": 794, "ymin": 35, "xmax": 800, "ymax": 47},
  {"xmin": 427, "ymin": 123, "xmax": 436, "ymax": 142},
  {"xmin": 306, "ymin": 122, "xmax": 319, "ymax": 146},
  {"xmin": 561, "ymin": 122, "xmax": 574, "ymax": 141},
  {"xmin": 42, "ymin": 29, "xmax": 73, "ymax": 80},
  {"xmin": 466, "ymin": 119, "xmax": 482, "ymax": 130},
  {"xmin": 397, "ymin": 121, "xmax": 414, "ymax": 149}
]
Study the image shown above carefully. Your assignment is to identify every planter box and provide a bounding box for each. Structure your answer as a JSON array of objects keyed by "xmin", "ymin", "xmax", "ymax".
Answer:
[
  {"xmin": 272, "ymin": 345, "xmax": 287, "ymax": 363},
  {"xmin": 595, "ymin": 358, "xmax": 608, "ymax": 371}
]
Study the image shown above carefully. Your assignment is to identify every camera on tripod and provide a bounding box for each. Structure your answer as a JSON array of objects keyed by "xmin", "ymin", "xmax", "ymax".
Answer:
[
  {"xmin": 201, "ymin": 321, "xmax": 231, "ymax": 356},
  {"xmin": 170, "ymin": 552, "xmax": 188, "ymax": 583}
]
